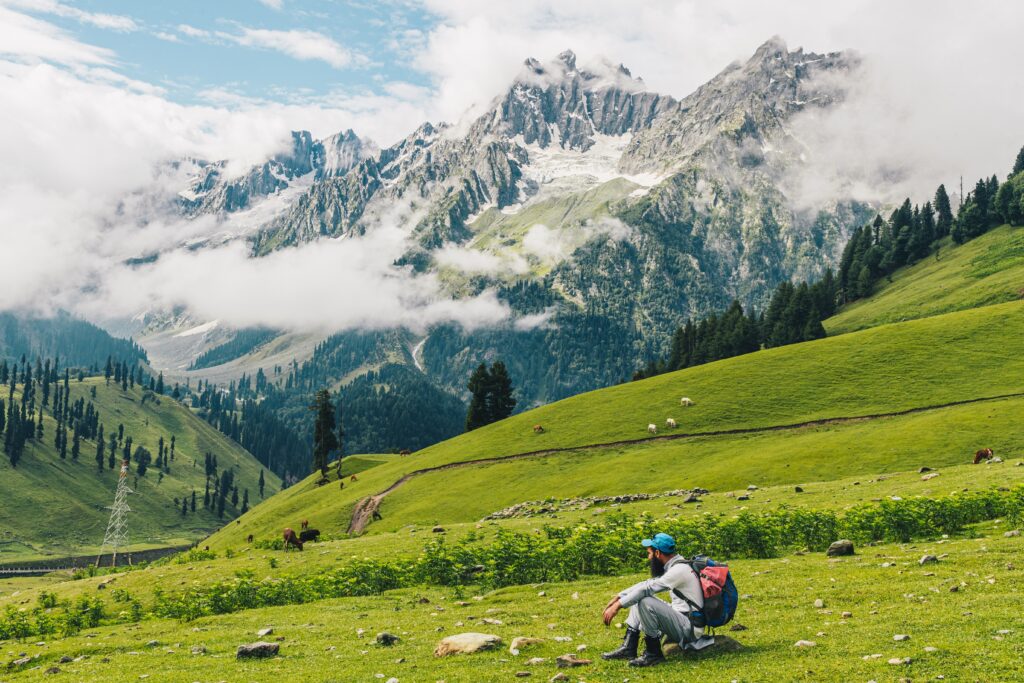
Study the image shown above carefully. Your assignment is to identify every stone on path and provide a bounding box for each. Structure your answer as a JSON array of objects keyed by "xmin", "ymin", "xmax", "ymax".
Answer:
[
  {"xmin": 826, "ymin": 540, "xmax": 855, "ymax": 557},
  {"xmin": 434, "ymin": 633, "xmax": 502, "ymax": 657},
  {"xmin": 236, "ymin": 642, "xmax": 279, "ymax": 659},
  {"xmin": 794, "ymin": 640, "xmax": 816, "ymax": 648}
]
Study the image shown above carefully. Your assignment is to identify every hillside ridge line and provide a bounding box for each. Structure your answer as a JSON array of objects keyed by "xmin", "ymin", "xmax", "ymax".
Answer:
[{"xmin": 346, "ymin": 390, "xmax": 1024, "ymax": 534}]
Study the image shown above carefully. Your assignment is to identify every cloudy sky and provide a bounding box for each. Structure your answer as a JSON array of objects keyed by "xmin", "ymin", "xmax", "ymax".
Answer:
[{"xmin": 1, "ymin": 0, "xmax": 1022, "ymax": 331}]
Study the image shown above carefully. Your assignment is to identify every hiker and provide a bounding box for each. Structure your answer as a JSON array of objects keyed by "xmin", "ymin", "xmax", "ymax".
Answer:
[{"xmin": 601, "ymin": 533, "xmax": 712, "ymax": 667}]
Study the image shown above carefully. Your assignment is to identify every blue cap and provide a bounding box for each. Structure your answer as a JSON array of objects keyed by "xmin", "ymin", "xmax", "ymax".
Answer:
[{"xmin": 641, "ymin": 533, "xmax": 676, "ymax": 553}]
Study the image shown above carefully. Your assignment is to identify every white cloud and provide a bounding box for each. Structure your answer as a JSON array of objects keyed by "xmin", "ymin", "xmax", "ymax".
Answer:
[
  {"xmin": 0, "ymin": 4, "xmax": 113, "ymax": 65},
  {"xmin": 176, "ymin": 23, "xmax": 210, "ymax": 38},
  {"xmin": 258, "ymin": 0, "xmax": 284, "ymax": 9},
  {"xmin": 522, "ymin": 218, "xmax": 633, "ymax": 263},
  {"xmin": 6, "ymin": 0, "xmax": 138, "ymax": 32},
  {"xmin": 153, "ymin": 31, "xmax": 180, "ymax": 43},
  {"xmin": 222, "ymin": 27, "xmax": 365, "ymax": 69},
  {"xmin": 433, "ymin": 244, "xmax": 529, "ymax": 275}
]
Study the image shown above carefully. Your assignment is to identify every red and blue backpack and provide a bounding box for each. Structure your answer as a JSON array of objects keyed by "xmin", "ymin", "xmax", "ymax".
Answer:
[{"xmin": 672, "ymin": 555, "xmax": 739, "ymax": 628}]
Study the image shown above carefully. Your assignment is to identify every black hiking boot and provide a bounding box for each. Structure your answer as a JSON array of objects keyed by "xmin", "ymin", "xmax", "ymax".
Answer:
[
  {"xmin": 602, "ymin": 627, "xmax": 640, "ymax": 660},
  {"xmin": 628, "ymin": 635, "xmax": 666, "ymax": 667}
]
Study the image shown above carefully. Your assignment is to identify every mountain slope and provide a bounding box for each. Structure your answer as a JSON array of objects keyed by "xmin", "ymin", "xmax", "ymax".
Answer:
[
  {"xmin": 209, "ymin": 299, "xmax": 1024, "ymax": 544},
  {"xmin": 826, "ymin": 224, "xmax": 1024, "ymax": 334},
  {"xmin": 0, "ymin": 377, "xmax": 280, "ymax": 562}
]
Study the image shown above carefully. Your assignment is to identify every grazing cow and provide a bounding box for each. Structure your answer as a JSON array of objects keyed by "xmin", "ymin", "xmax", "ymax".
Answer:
[
  {"xmin": 647, "ymin": 424, "xmax": 657, "ymax": 435},
  {"xmin": 680, "ymin": 397, "xmax": 694, "ymax": 407},
  {"xmin": 339, "ymin": 481, "xmax": 345, "ymax": 490},
  {"xmin": 298, "ymin": 528, "xmax": 320, "ymax": 543},
  {"xmin": 300, "ymin": 519, "xmax": 309, "ymax": 530},
  {"xmin": 973, "ymin": 447, "xmax": 994, "ymax": 464},
  {"xmin": 282, "ymin": 528, "xmax": 303, "ymax": 552},
  {"xmin": 666, "ymin": 418, "xmax": 677, "ymax": 428},
  {"xmin": 350, "ymin": 475, "xmax": 358, "ymax": 482},
  {"xmin": 246, "ymin": 534, "xmax": 254, "ymax": 544},
  {"xmin": 399, "ymin": 449, "xmax": 412, "ymax": 457},
  {"xmin": 533, "ymin": 425, "xmax": 545, "ymax": 434}
]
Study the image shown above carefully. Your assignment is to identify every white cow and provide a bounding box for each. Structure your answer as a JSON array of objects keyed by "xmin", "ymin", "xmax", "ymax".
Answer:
[
  {"xmin": 647, "ymin": 424, "xmax": 658, "ymax": 434},
  {"xmin": 680, "ymin": 397, "xmax": 694, "ymax": 407},
  {"xmin": 666, "ymin": 418, "xmax": 677, "ymax": 428}
]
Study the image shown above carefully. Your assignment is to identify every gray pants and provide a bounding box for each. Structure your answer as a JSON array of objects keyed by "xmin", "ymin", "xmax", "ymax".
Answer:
[{"xmin": 625, "ymin": 597, "xmax": 696, "ymax": 643}]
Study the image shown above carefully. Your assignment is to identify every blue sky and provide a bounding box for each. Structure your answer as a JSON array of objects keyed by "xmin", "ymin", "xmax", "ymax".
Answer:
[{"xmin": 22, "ymin": 0, "xmax": 437, "ymax": 107}]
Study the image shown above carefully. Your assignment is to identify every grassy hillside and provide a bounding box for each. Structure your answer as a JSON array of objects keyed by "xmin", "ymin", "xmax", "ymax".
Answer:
[
  {"xmin": 0, "ymin": 377, "xmax": 280, "ymax": 562},
  {"xmin": 826, "ymin": 224, "xmax": 1024, "ymax": 334},
  {"xmin": 206, "ymin": 299, "xmax": 1024, "ymax": 545}
]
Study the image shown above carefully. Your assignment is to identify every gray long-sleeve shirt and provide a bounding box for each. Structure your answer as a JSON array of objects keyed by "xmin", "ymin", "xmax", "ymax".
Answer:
[{"xmin": 618, "ymin": 555, "xmax": 704, "ymax": 621}]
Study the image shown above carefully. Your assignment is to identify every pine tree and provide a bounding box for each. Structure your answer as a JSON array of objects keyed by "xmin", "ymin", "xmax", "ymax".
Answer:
[
  {"xmin": 241, "ymin": 489, "xmax": 249, "ymax": 514},
  {"xmin": 310, "ymin": 389, "xmax": 338, "ymax": 477},
  {"xmin": 258, "ymin": 469, "xmax": 265, "ymax": 498},
  {"xmin": 71, "ymin": 430, "xmax": 80, "ymax": 461},
  {"xmin": 486, "ymin": 361, "xmax": 516, "ymax": 423},
  {"xmin": 465, "ymin": 363, "xmax": 490, "ymax": 431},
  {"xmin": 190, "ymin": 489, "xmax": 196, "ymax": 512},
  {"xmin": 934, "ymin": 184, "xmax": 953, "ymax": 237},
  {"xmin": 104, "ymin": 356, "xmax": 113, "ymax": 385},
  {"xmin": 95, "ymin": 424, "xmax": 105, "ymax": 472},
  {"xmin": 203, "ymin": 481, "xmax": 210, "ymax": 509},
  {"xmin": 108, "ymin": 433, "xmax": 117, "ymax": 469}
]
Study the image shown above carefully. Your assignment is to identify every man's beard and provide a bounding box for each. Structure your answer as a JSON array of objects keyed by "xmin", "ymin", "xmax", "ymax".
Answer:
[{"xmin": 649, "ymin": 556, "xmax": 666, "ymax": 578}]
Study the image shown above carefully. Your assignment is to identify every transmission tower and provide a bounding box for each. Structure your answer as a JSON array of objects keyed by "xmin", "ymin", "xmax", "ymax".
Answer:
[{"xmin": 97, "ymin": 459, "xmax": 133, "ymax": 567}]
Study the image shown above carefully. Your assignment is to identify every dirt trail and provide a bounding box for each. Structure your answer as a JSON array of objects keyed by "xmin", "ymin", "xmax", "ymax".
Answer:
[{"xmin": 346, "ymin": 391, "xmax": 1024, "ymax": 535}]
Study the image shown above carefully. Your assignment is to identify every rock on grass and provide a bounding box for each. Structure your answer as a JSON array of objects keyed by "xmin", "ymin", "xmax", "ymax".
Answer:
[
  {"xmin": 236, "ymin": 642, "xmax": 279, "ymax": 659},
  {"xmin": 434, "ymin": 633, "xmax": 502, "ymax": 657}
]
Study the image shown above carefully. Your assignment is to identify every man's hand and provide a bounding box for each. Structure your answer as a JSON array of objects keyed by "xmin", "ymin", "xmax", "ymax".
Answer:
[{"xmin": 602, "ymin": 597, "xmax": 621, "ymax": 626}]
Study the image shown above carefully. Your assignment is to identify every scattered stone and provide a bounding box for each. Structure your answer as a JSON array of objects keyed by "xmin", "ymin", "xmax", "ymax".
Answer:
[
  {"xmin": 827, "ymin": 540, "xmax": 855, "ymax": 557},
  {"xmin": 794, "ymin": 486, "xmax": 804, "ymax": 493},
  {"xmin": 190, "ymin": 646, "xmax": 206, "ymax": 655},
  {"xmin": 576, "ymin": 644, "xmax": 587, "ymax": 652},
  {"xmin": 434, "ymin": 633, "xmax": 502, "ymax": 657},
  {"xmin": 729, "ymin": 623, "xmax": 748, "ymax": 632},
  {"xmin": 889, "ymin": 657, "xmax": 912, "ymax": 665},
  {"xmin": 747, "ymin": 485, "xmax": 758, "ymax": 491},
  {"xmin": 58, "ymin": 656, "xmax": 72, "ymax": 663},
  {"xmin": 44, "ymin": 667, "xmax": 60, "ymax": 675},
  {"xmin": 813, "ymin": 599, "xmax": 825, "ymax": 608},
  {"xmin": 894, "ymin": 634, "xmax": 911, "ymax": 642},
  {"xmin": 257, "ymin": 627, "xmax": 274, "ymax": 637},
  {"xmin": 736, "ymin": 495, "xmax": 750, "ymax": 501},
  {"xmin": 922, "ymin": 472, "xmax": 940, "ymax": 481},
  {"xmin": 481, "ymin": 618, "xmax": 503, "ymax": 625},
  {"xmin": 537, "ymin": 591, "xmax": 546, "ymax": 597},
  {"xmin": 432, "ymin": 526, "xmax": 446, "ymax": 533},
  {"xmin": 553, "ymin": 636, "xmax": 572, "ymax": 643},
  {"xmin": 509, "ymin": 637, "xmax": 544, "ymax": 655},
  {"xmin": 989, "ymin": 456, "xmax": 1004, "ymax": 464},
  {"xmin": 376, "ymin": 632, "xmax": 400, "ymax": 647},
  {"xmin": 924, "ymin": 646, "xmax": 938, "ymax": 652},
  {"xmin": 1004, "ymin": 530, "xmax": 1020, "ymax": 538},
  {"xmin": 949, "ymin": 585, "xmax": 960, "ymax": 593},
  {"xmin": 683, "ymin": 492, "xmax": 701, "ymax": 503},
  {"xmin": 526, "ymin": 657, "xmax": 546, "ymax": 665},
  {"xmin": 571, "ymin": 592, "xmax": 579, "ymax": 600},
  {"xmin": 550, "ymin": 674, "xmax": 568, "ymax": 682},
  {"xmin": 555, "ymin": 654, "xmax": 591, "ymax": 668},
  {"xmin": 920, "ymin": 555, "xmax": 938, "ymax": 565},
  {"xmin": 236, "ymin": 642, "xmax": 279, "ymax": 659},
  {"xmin": 146, "ymin": 640, "xmax": 159, "ymax": 647},
  {"xmin": 667, "ymin": 635, "xmax": 745, "ymax": 656},
  {"xmin": 918, "ymin": 466, "xmax": 932, "ymax": 473},
  {"xmin": 515, "ymin": 673, "xmax": 532, "ymax": 678},
  {"xmin": 794, "ymin": 640, "xmax": 816, "ymax": 648}
]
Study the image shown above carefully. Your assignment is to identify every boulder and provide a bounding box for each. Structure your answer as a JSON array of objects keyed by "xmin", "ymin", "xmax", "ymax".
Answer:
[
  {"xmin": 682, "ymin": 492, "xmax": 701, "ymax": 503},
  {"xmin": 921, "ymin": 472, "xmax": 940, "ymax": 481},
  {"xmin": 794, "ymin": 486, "xmax": 804, "ymax": 493},
  {"xmin": 236, "ymin": 642, "xmax": 279, "ymax": 659},
  {"xmin": 918, "ymin": 466, "xmax": 932, "ymax": 473},
  {"xmin": 434, "ymin": 633, "xmax": 502, "ymax": 657},
  {"xmin": 794, "ymin": 640, "xmax": 816, "ymax": 648},
  {"xmin": 826, "ymin": 540, "xmax": 855, "ymax": 557},
  {"xmin": 919, "ymin": 555, "xmax": 938, "ymax": 565},
  {"xmin": 666, "ymin": 635, "xmax": 745, "ymax": 656},
  {"xmin": 1004, "ymin": 529, "xmax": 1020, "ymax": 538},
  {"xmin": 257, "ymin": 627, "xmax": 273, "ymax": 637}
]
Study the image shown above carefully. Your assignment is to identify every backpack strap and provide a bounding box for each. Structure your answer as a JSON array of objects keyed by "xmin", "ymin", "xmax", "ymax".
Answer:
[{"xmin": 671, "ymin": 561, "xmax": 706, "ymax": 627}]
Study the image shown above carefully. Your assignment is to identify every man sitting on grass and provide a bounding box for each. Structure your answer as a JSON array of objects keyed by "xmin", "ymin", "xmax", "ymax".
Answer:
[{"xmin": 601, "ymin": 532, "xmax": 712, "ymax": 666}]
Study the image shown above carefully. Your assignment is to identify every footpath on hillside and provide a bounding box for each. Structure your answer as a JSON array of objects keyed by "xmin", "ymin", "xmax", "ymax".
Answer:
[{"xmin": 346, "ymin": 391, "xmax": 1024, "ymax": 534}]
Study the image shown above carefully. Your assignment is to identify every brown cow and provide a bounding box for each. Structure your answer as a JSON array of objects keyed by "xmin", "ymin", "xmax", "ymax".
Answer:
[
  {"xmin": 533, "ymin": 424, "xmax": 545, "ymax": 434},
  {"xmin": 973, "ymin": 448, "xmax": 994, "ymax": 464},
  {"xmin": 246, "ymin": 534, "xmax": 254, "ymax": 544},
  {"xmin": 399, "ymin": 449, "xmax": 412, "ymax": 457},
  {"xmin": 350, "ymin": 475, "xmax": 358, "ymax": 482},
  {"xmin": 300, "ymin": 519, "xmax": 309, "ymax": 530},
  {"xmin": 282, "ymin": 527, "xmax": 304, "ymax": 551}
]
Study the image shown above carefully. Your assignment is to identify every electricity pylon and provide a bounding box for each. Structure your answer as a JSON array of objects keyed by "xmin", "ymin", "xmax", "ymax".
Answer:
[{"xmin": 96, "ymin": 459, "xmax": 133, "ymax": 567}]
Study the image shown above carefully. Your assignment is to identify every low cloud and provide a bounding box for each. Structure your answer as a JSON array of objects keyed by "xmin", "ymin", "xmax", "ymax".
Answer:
[
  {"xmin": 433, "ymin": 244, "xmax": 529, "ymax": 275},
  {"xmin": 522, "ymin": 217, "xmax": 633, "ymax": 262}
]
